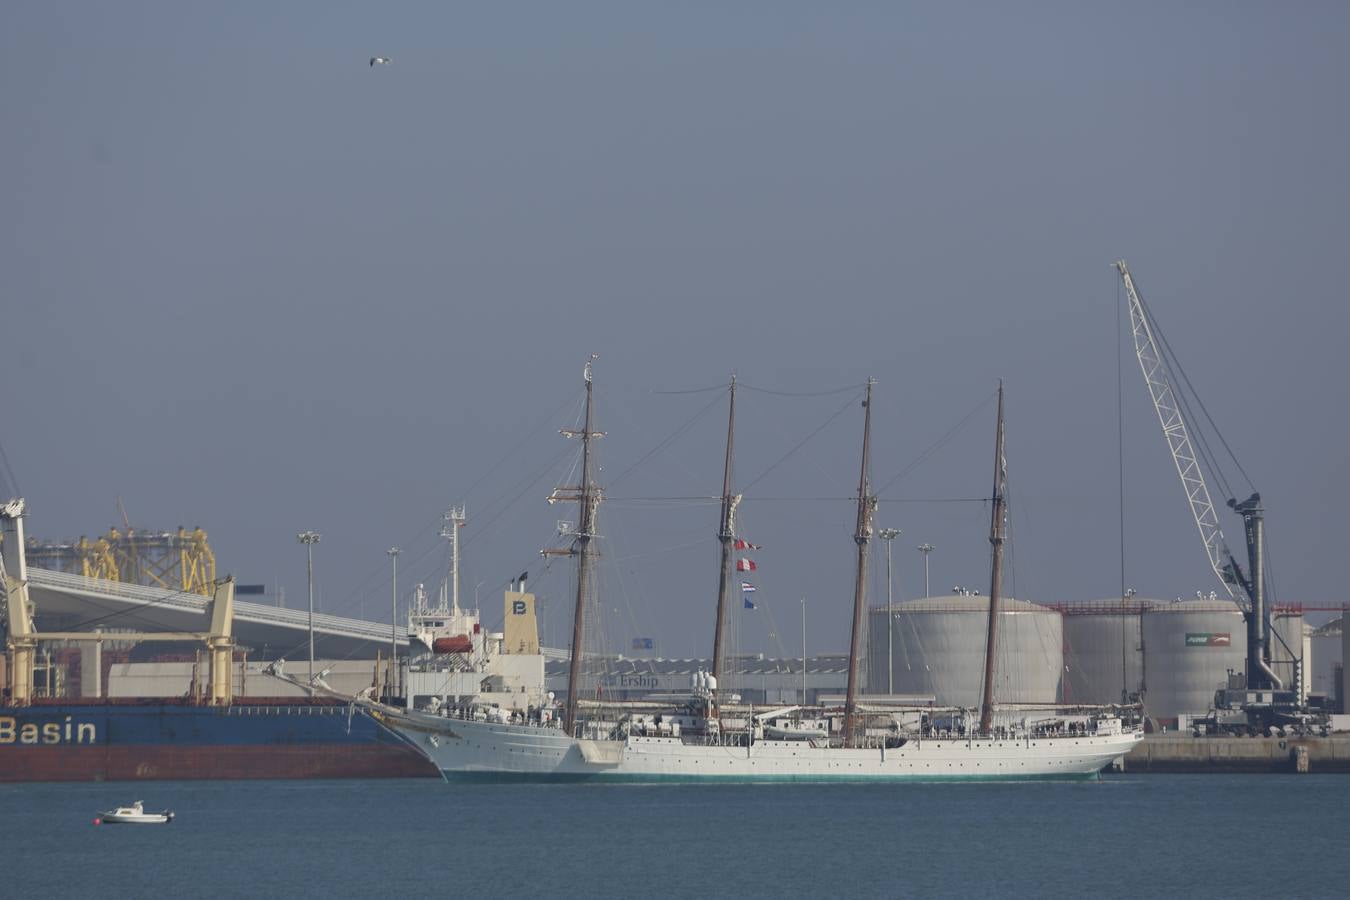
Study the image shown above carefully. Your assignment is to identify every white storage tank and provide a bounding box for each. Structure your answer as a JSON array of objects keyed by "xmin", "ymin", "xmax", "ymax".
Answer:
[
  {"xmin": 1141, "ymin": 598, "xmax": 1245, "ymax": 724},
  {"xmin": 1061, "ymin": 600, "xmax": 1152, "ymax": 706},
  {"xmin": 866, "ymin": 594, "xmax": 1062, "ymax": 708}
]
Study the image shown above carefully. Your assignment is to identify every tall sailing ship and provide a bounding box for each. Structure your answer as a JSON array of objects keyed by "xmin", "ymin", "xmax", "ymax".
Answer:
[{"xmin": 376, "ymin": 361, "xmax": 1142, "ymax": 781}]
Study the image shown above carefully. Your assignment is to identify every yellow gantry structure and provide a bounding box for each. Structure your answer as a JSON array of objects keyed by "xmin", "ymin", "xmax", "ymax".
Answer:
[
  {"xmin": 21, "ymin": 525, "xmax": 217, "ymax": 595},
  {"xmin": 3, "ymin": 500, "xmax": 237, "ymax": 706}
]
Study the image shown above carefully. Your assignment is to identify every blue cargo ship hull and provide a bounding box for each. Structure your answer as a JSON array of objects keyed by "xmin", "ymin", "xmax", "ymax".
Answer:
[{"xmin": 0, "ymin": 697, "xmax": 438, "ymax": 782}]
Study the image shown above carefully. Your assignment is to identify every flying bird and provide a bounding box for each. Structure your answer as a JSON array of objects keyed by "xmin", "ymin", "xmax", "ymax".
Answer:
[{"xmin": 370, "ymin": 56, "xmax": 392, "ymax": 67}]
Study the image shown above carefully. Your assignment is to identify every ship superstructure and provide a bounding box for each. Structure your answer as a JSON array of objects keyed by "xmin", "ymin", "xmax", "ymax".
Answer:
[{"xmin": 399, "ymin": 505, "xmax": 550, "ymax": 718}]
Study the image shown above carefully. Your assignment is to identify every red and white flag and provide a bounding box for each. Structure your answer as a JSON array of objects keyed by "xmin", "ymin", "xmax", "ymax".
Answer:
[
  {"xmin": 736, "ymin": 558, "xmax": 757, "ymax": 572},
  {"xmin": 733, "ymin": 539, "xmax": 762, "ymax": 550}
]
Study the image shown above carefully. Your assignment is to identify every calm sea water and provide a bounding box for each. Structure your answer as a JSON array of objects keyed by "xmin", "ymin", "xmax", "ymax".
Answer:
[{"xmin": 2, "ymin": 775, "xmax": 1345, "ymax": 898}]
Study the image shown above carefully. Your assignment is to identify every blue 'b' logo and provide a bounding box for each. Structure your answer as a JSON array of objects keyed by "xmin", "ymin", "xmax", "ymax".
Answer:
[{"xmin": 512, "ymin": 600, "xmax": 526, "ymax": 615}]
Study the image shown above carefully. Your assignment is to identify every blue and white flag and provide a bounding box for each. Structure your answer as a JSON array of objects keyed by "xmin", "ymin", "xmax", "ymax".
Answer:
[{"xmin": 743, "ymin": 596, "xmax": 756, "ymax": 610}]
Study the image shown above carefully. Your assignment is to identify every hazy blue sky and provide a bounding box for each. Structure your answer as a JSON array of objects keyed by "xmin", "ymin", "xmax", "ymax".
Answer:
[{"xmin": 3, "ymin": 2, "xmax": 1347, "ymax": 658}]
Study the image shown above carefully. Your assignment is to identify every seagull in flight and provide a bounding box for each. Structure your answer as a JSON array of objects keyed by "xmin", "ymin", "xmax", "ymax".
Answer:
[{"xmin": 370, "ymin": 56, "xmax": 392, "ymax": 67}]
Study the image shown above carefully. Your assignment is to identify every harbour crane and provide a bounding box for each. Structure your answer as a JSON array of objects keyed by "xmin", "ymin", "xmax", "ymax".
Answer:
[{"xmin": 1114, "ymin": 261, "xmax": 1312, "ymax": 734}]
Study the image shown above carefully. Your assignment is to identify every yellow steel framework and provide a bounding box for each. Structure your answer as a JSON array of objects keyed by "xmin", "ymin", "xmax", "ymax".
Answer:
[{"xmin": 21, "ymin": 526, "xmax": 217, "ymax": 595}]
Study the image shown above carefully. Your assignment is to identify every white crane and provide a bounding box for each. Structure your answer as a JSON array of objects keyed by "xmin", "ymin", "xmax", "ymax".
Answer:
[
  {"xmin": 1114, "ymin": 260, "xmax": 1281, "ymax": 691},
  {"xmin": 1115, "ymin": 261, "xmax": 1240, "ymax": 600}
]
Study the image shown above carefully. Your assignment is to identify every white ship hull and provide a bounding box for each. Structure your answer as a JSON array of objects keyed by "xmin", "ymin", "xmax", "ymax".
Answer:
[{"xmin": 380, "ymin": 710, "xmax": 1142, "ymax": 782}]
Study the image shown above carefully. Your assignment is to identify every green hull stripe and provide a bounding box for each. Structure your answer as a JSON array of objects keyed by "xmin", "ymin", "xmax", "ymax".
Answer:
[{"xmin": 438, "ymin": 770, "xmax": 1102, "ymax": 785}]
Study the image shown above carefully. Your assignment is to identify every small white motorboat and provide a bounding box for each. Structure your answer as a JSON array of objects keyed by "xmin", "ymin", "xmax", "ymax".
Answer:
[{"xmin": 97, "ymin": 801, "xmax": 174, "ymax": 825}]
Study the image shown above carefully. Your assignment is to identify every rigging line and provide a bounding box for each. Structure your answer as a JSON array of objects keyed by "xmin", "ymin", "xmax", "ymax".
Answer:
[
  {"xmin": 607, "ymin": 495, "xmax": 992, "ymax": 503},
  {"xmin": 649, "ymin": 382, "xmax": 728, "ymax": 395},
  {"xmin": 739, "ymin": 382, "xmax": 867, "ymax": 397},
  {"xmin": 329, "ymin": 440, "xmax": 578, "ymax": 621},
  {"xmin": 758, "ymin": 595, "xmax": 791, "ymax": 666},
  {"xmin": 1142, "ymin": 289, "xmax": 1256, "ymax": 493},
  {"xmin": 608, "ymin": 389, "xmax": 727, "ymax": 490},
  {"xmin": 462, "ymin": 442, "xmax": 579, "ymax": 551},
  {"xmin": 457, "ymin": 386, "xmax": 586, "ymax": 506},
  {"xmin": 1166, "ymin": 348, "xmax": 1237, "ymax": 504},
  {"xmin": 1117, "ymin": 269, "xmax": 1129, "ymax": 698},
  {"xmin": 328, "ymin": 511, "xmax": 449, "ymax": 612},
  {"xmin": 604, "ymin": 501, "xmax": 720, "ymax": 513},
  {"xmin": 606, "ymin": 495, "xmax": 721, "ymax": 502},
  {"xmin": 1137, "ymin": 291, "xmax": 1248, "ymax": 497},
  {"xmin": 873, "ymin": 390, "xmax": 997, "ymax": 497},
  {"xmin": 310, "ymin": 389, "xmax": 587, "ymax": 615},
  {"xmin": 612, "ymin": 536, "xmax": 713, "ymax": 564},
  {"xmin": 740, "ymin": 392, "xmax": 862, "ymax": 494},
  {"xmin": 599, "ymin": 506, "xmax": 649, "ymax": 668},
  {"xmin": 877, "ymin": 497, "xmax": 990, "ymax": 504},
  {"xmin": 1146, "ymin": 305, "xmax": 1237, "ymax": 501},
  {"xmin": 0, "ymin": 437, "xmax": 20, "ymax": 497},
  {"xmin": 1117, "ymin": 270, "xmax": 1128, "ymax": 587}
]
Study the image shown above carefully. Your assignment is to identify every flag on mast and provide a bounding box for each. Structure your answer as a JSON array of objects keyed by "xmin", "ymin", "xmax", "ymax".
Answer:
[
  {"xmin": 736, "ymin": 558, "xmax": 757, "ymax": 572},
  {"xmin": 733, "ymin": 539, "xmax": 762, "ymax": 550},
  {"xmin": 740, "ymin": 582, "xmax": 756, "ymax": 593}
]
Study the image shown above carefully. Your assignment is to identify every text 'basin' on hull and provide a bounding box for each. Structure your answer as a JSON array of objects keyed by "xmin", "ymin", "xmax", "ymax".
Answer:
[{"xmin": 0, "ymin": 700, "xmax": 439, "ymax": 783}]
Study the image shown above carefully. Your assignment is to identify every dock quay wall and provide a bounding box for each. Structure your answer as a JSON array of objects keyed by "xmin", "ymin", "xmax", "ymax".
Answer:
[{"xmin": 1125, "ymin": 735, "xmax": 1350, "ymax": 773}]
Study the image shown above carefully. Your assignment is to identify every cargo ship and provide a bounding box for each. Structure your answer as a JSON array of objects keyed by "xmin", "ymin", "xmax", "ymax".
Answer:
[
  {"xmin": 0, "ymin": 696, "xmax": 435, "ymax": 782},
  {"xmin": 2, "ymin": 498, "xmax": 436, "ymax": 782}
]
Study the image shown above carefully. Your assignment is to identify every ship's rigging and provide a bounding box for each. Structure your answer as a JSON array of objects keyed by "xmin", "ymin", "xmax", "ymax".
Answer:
[{"xmin": 547, "ymin": 354, "xmax": 604, "ymax": 736}]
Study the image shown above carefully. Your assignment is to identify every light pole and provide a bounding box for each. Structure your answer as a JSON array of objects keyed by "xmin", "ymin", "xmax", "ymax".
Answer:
[
  {"xmin": 1122, "ymin": 587, "xmax": 1136, "ymax": 704},
  {"xmin": 297, "ymin": 531, "xmax": 321, "ymax": 692},
  {"xmin": 387, "ymin": 547, "xmax": 400, "ymax": 702},
  {"xmin": 801, "ymin": 597, "xmax": 807, "ymax": 706},
  {"xmin": 917, "ymin": 543, "xmax": 935, "ymax": 599},
  {"xmin": 878, "ymin": 528, "xmax": 900, "ymax": 695}
]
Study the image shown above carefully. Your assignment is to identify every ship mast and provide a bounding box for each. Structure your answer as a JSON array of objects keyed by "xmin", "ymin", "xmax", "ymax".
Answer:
[
  {"xmin": 439, "ymin": 505, "xmax": 466, "ymax": 615},
  {"xmin": 709, "ymin": 376, "xmax": 738, "ymax": 712},
  {"xmin": 978, "ymin": 381, "xmax": 1007, "ymax": 737},
  {"xmin": 551, "ymin": 355, "xmax": 603, "ymax": 737},
  {"xmin": 842, "ymin": 378, "xmax": 877, "ymax": 747}
]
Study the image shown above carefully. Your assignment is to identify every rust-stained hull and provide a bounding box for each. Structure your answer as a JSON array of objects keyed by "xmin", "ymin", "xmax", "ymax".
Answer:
[
  {"xmin": 0, "ymin": 697, "xmax": 437, "ymax": 783},
  {"xmin": 2, "ymin": 743, "xmax": 435, "ymax": 782}
]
